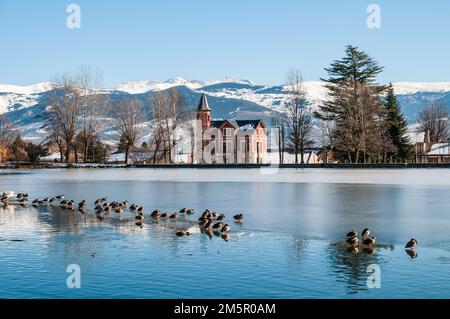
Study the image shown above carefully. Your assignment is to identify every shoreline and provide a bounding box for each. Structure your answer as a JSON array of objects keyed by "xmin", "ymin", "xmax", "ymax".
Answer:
[{"xmin": 2, "ymin": 162, "xmax": 450, "ymax": 170}]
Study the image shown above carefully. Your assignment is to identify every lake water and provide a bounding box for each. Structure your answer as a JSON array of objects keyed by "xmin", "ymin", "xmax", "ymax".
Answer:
[{"xmin": 1, "ymin": 168, "xmax": 450, "ymax": 298}]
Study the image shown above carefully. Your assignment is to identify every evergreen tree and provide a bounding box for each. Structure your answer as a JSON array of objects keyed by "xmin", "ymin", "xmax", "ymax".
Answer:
[
  {"xmin": 316, "ymin": 45, "xmax": 385, "ymax": 121},
  {"xmin": 384, "ymin": 84, "xmax": 410, "ymax": 161},
  {"xmin": 315, "ymin": 45, "xmax": 389, "ymax": 163}
]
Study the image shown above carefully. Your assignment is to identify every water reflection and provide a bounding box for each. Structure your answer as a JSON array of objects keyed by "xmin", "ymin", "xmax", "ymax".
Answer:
[
  {"xmin": 405, "ymin": 249, "xmax": 418, "ymax": 259},
  {"xmin": 2, "ymin": 168, "xmax": 450, "ymax": 298},
  {"xmin": 326, "ymin": 241, "xmax": 392, "ymax": 294}
]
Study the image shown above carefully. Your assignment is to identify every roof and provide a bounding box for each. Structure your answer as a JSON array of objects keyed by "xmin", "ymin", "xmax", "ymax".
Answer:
[
  {"xmin": 197, "ymin": 94, "xmax": 211, "ymax": 112},
  {"xmin": 210, "ymin": 119, "xmax": 264, "ymax": 130},
  {"xmin": 426, "ymin": 143, "xmax": 450, "ymax": 155}
]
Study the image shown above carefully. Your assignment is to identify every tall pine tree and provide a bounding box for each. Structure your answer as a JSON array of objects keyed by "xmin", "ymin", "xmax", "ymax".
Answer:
[
  {"xmin": 384, "ymin": 84, "xmax": 411, "ymax": 161},
  {"xmin": 315, "ymin": 45, "xmax": 388, "ymax": 163}
]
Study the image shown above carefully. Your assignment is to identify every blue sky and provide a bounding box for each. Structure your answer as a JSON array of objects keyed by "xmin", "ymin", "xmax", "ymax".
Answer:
[{"xmin": 0, "ymin": 0, "xmax": 449, "ymax": 86}]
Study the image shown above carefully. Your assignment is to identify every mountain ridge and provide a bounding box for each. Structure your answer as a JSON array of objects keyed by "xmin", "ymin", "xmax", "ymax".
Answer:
[{"xmin": 1, "ymin": 78, "xmax": 450, "ymax": 142}]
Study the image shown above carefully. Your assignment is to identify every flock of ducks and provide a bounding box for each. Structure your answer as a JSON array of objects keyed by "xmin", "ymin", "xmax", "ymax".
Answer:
[
  {"xmin": 1, "ymin": 191, "xmax": 245, "ymax": 241},
  {"xmin": 2, "ymin": 191, "xmax": 420, "ymax": 252},
  {"xmin": 345, "ymin": 227, "xmax": 418, "ymax": 256}
]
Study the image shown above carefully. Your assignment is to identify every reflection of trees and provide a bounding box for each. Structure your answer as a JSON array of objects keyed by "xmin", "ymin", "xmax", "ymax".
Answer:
[
  {"xmin": 287, "ymin": 236, "xmax": 309, "ymax": 270},
  {"xmin": 326, "ymin": 241, "xmax": 391, "ymax": 295}
]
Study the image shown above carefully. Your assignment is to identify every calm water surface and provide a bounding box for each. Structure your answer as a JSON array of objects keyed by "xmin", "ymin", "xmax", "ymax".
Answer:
[{"xmin": 1, "ymin": 168, "xmax": 450, "ymax": 298}]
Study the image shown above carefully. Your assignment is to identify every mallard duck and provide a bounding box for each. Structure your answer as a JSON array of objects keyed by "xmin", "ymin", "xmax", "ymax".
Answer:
[
  {"xmin": 204, "ymin": 219, "xmax": 212, "ymax": 230},
  {"xmin": 221, "ymin": 233, "xmax": 229, "ymax": 242},
  {"xmin": 212, "ymin": 222, "xmax": 223, "ymax": 230},
  {"xmin": 221, "ymin": 224, "xmax": 230, "ymax": 233},
  {"xmin": 363, "ymin": 237, "xmax": 377, "ymax": 246},
  {"xmin": 160, "ymin": 212, "xmax": 169, "ymax": 219},
  {"xmin": 176, "ymin": 231, "xmax": 190, "ymax": 237},
  {"xmin": 151, "ymin": 209, "xmax": 160, "ymax": 219},
  {"xmin": 233, "ymin": 213, "xmax": 244, "ymax": 222},
  {"xmin": 346, "ymin": 229, "xmax": 357, "ymax": 238},
  {"xmin": 405, "ymin": 239, "xmax": 418, "ymax": 250},
  {"xmin": 361, "ymin": 228, "xmax": 370, "ymax": 238},
  {"xmin": 346, "ymin": 236, "xmax": 358, "ymax": 246}
]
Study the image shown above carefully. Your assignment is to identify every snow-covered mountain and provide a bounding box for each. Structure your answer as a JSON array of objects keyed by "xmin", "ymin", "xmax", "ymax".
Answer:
[{"xmin": 1, "ymin": 77, "xmax": 450, "ymax": 142}]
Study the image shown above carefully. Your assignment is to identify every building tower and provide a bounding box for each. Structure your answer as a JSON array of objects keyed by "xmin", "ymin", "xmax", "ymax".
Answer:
[{"xmin": 196, "ymin": 94, "xmax": 211, "ymax": 130}]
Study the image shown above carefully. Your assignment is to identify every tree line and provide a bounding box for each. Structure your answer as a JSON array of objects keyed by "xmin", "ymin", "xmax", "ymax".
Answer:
[
  {"xmin": 1, "ymin": 46, "xmax": 449, "ymax": 165},
  {"xmin": 281, "ymin": 45, "xmax": 449, "ymax": 164}
]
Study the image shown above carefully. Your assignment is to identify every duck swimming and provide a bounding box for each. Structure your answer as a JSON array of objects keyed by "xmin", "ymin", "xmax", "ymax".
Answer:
[
  {"xmin": 212, "ymin": 221, "xmax": 223, "ymax": 231},
  {"xmin": 160, "ymin": 212, "xmax": 169, "ymax": 219},
  {"xmin": 346, "ymin": 236, "xmax": 358, "ymax": 246},
  {"xmin": 363, "ymin": 237, "xmax": 377, "ymax": 246},
  {"xmin": 361, "ymin": 228, "xmax": 370, "ymax": 238},
  {"xmin": 346, "ymin": 229, "xmax": 357, "ymax": 238},
  {"xmin": 221, "ymin": 224, "xmax": 230, "ymax": 233},
  {"xmin": 203, "ymin": 219, "xmax": 212, "ymax": 230},
  {"xmin": 151, "ymin": 209, "xmax": 160, "ymax": 219},
  {"xmin": 405, "ymin": 239, "xmax": 418, "ymax": 250},
  {"xmin": 176, "ymin": 231, "xmax": 190, "ymax": 237},
  {"xmin": 233, "ymin": 213, "xmax": 244, "ymax": 222}
]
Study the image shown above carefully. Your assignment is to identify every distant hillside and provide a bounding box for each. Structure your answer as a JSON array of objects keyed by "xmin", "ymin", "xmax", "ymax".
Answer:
[{"xmin": 1, "ymin": 78, "xmax": 449, "ymax": 142}]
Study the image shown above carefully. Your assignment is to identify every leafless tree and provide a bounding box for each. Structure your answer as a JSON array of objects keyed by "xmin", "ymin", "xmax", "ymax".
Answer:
[
  {"xmin": 46, "ymin": 74, "xmax": 82, "ymax": 162},
  {"xmin": 0, "ymin": 114, "xmax": 17, "ymax": 162},
  {"xmin": 149, "ymin": 91, "xmax": 170, "ymax": 163},
  {"xmin": 331, "ymin": 82, "xmax": 393, "ymax": 163},
  {"xmin": 45, "ymin": 67, "xmax": 109, "ymax": 163},
  {"xmin": 417, "ymin": 104, "xmax": 450, "ymax": 143},
  {"xmin": 284, "ymin": 69, "xmax": 314, "ymax": 164},
  {"xmin": 77, "ymin": 67, "xmax": 110, "ymax": 163},
  {"xmin": 113, "ymin": 98, "xmax": 144, "ymax": 164},
  {"xmin": 43, "ymin": 116, "xmax": 65, "ymax": 163},
  {"xmin": 317, "ymin": 114, "xmax": 335, "ymax": 164},
  {"xmin": 149, "ymin": 88, "xmax": 187, "ymax": 163}
]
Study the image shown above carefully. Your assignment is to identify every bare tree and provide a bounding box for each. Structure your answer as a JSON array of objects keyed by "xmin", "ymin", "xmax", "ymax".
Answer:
[
  {"xmin": 149, "ymin": 88, "xmax": 187, "ymax": 163},
  {"xmin": 328, "ymin": 82, "xmax": 390, "ymax": 163},
  {"xmin": 46, "ymin": 74, "xmax": 82, "ymax": 162},
  {"xmin": 182, "ymin": 108, "xmax": 198, "ymax": 164},
  {"xmin": 284, "ymin": 69, "xmax": 314, "ymax": 164},
  {"xmin": 77, "ymin": 67, "xmax": 110, "ymax": 163},
  {"xmin": 417, "ymin": 104, "xmax": 450, "ymax": 143},
  {"xmin": 113, "ymin": 99, "xmax": 144, "ymax": 164},
  {"xmin": 149, "ymin": 91, "xmax": 170, "ymax": 163},
  {"xmin": 0, "ymin": 114, "xmax": 16, "ymax": 162},
  {"xmin": 317, "ymin": 114, "xmax": 335, "ymax": 164},
  {"xmin": 44, "ymin": 67, "xmax": 109, "ymax": 163},
  {"xmin": 42, "ymin": 115, "xmax": 65, "ymax": 163}
]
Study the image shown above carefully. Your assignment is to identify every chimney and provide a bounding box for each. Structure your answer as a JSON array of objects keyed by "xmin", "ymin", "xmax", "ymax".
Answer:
[
  {"xmin": 423, "ymin": 129, "xmax": 432, "ymax": 153},
  {"xmin": 424, "ymin": 129, "xmax": 431, "ymax": 144}
]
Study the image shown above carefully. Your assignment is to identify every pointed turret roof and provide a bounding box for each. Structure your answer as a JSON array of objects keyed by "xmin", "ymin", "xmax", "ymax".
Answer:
[{"xmin": 197, "ymin": 94, "xmax": 211, "ymax": 112}]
